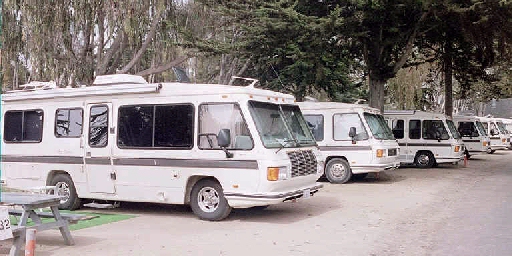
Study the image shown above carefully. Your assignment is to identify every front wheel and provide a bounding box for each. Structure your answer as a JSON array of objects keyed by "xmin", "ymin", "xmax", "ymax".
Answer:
[
  {"xmin": 487, "ymin": 148, "xmax": 496, "ymax": 154},
  {"xmin": 50, "ymin": 174, "xmax": 81, "ymax": 210},
  {"xmin": 190, "ymin": 179, "xmax": 232, "ymax": 221},
  {"xmin": 415, "ymin": 152, "xmax": 435, "ymax": 168},
  {"xmin": 325, "ymin": 158, "xmax": 352, "ymax": 184}
]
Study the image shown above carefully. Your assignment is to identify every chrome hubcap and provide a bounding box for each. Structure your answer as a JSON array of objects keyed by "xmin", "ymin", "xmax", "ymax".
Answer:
[
  {"xmin": 197, "ymin": 186, "xmax": 220, "ymax": 213},
  {"xmin": 55, "ymin": 182, "xmax": 71, "ymax": 204},
  {"xmin": 330, "ymin": 163, "xmax": 347, "ymax": 178},
  {"xmin": 418, "ymin": 155, "xmax": 430, "ymax": 165}
]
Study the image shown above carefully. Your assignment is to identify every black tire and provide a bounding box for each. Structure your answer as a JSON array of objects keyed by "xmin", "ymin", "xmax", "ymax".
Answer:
[
  {"xmin": 464, "ymin": 150, "xmax": 471, "ymax": 159},
  {"xmin": 190, "ymin": 179, "xmax": 232, "ymax": 221},
  {"xmin": 415, "ymin": 151, "xmax": 435, "ymax": 168},
  {"xmin": 325, "ymin": 158, "xmax": 352, "ymax": 184},
  {"xmin": 487, "ymin": 148, "xmax": 496, "ymax": 154},
  {"xmin": 50, "ymin": 174, "xmax": 81, "ymax": 210},
  {"xmin": 352, "ymin": 173, "xmax": 369, "ymax": 180}
]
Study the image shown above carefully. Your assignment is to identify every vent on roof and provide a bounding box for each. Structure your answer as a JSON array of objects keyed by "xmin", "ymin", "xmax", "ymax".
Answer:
[{"xmin": 93, "ymin": 74, "xmax": 147, "ymax": 86}]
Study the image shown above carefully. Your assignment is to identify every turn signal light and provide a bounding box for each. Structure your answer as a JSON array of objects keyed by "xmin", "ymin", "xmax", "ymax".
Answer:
[
  {"xmin": 502, "ymin": 138, "xmax": 506, "ymax": 143},
  {"xmin": 454, "ymin": 146, "xmax": 460, "ymax": 152},
  {"xmin": 376, "ymin": 149, "xmax": 384, "ymax": 158},
  {"xmin": 483, "ymin": 141, "xmax": 488, "ymax": 146},
  {"xmin": 267, "ymin": 167, "xmax": 279, "ymax": 181}
]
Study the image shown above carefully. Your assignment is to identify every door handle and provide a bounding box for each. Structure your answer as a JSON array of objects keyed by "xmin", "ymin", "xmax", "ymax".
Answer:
[{"xmin": 86, "ymin": 152, "xmax": 91, "ymax": 157}]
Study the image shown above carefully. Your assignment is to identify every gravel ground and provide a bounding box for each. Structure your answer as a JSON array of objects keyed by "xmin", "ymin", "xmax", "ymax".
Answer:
[{"xmin": 1, "ymin": 150, "xmax": 511, "ymax": 256}]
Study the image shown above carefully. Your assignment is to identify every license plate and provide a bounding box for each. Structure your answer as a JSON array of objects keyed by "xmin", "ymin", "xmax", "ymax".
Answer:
[{"xmin": 303, "ymin": 189, "xmax": 311, "ymax": 199}]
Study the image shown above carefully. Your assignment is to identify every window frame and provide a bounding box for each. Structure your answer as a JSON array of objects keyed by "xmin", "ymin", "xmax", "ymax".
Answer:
[
  {"xmin": 54, "ymin": 107, "xmax": 84, "ymax": 138},
  {"xmin": 116, "ymin": 103, "xmax": 195, "ymax": 150},
  {"xmin": 3, "ymin": 109, "xmax": 44, "ymax": 143},
  {"xmin": 197, "ymin": 102, "xmax": 254, "ymax": 150},
  {"xmin": 332, "ymin": 112, "xmax": 369, "ymax": 141}
]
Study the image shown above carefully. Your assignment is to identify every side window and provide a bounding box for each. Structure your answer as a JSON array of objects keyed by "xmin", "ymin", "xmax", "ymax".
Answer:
[
  {"xmin": 490, "ymin": 122, "xmax": 499, "ymax": 136},
  {"xmin": 4, "ymin": 110, "xmax": 43, "ymax": 143},
  {"xmin": 392, "ymin": 119, "xmax": 404, "ymax": 139},
  {"xmin": 458, "ymin": 122, "xmax": 478, "ymax": 137},
  {"xmin": 117, "ymin": 104, "xmax": 193, "ymax": 149},
  {"xmin": 304, "ymin": 114, "xmax": 324, "ymax": 141},
  {"xmin": 55, "ymin": 108, "xmax": 83, "ymax": 137},
  {"xmin": 89, "ymin": 105, "xmax": 109, "ymax": 147},
  {"xmin": 422, "ymin": 120, "xmax": 449, "ymax": 140},
  {"xmin": 482, "ymin": 122, "xmax": 489, "ymax": 134},
  {"xmin": 409, "ymin": 120, "xmax": 421, "ymax": 139},
  {"xmin": 333, "ymin": 113, "xmax": 368, "ymax": 141},
  {"xmin": 198, "ymin": 103, "xmax": 253, "ymax": 150}
]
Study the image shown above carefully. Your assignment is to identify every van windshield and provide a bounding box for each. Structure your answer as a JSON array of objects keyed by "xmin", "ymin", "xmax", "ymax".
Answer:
[
  {"xmin": 446, "ymin": 120, "xmax": 461, "ymax": 139},
  {"xmin": 475, "ymin": 121, "xmax": 487, "ymax": 136},
  {"xmin": 248, "ymin": 101, "xmax": 316, "ymax": 148},
  {"xmin": 497, "ymin": 122, "xmax": 509, "ymax": 134},
  {"xmin": 363, "ymin": 113, "xmax": 395, "ymax": 140}
]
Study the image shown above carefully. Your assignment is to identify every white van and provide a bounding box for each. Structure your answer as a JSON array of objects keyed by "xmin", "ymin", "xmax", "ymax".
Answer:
[
  {"xmin": 1, "ymin": 74, "xmax": 324, "ymax": 221},
  {"xmin": 452, "ymin": 115, "xmax": 491, "ymax": 158},
  {"xmin": 477, "ymin": 116, "xmax": 509, "ymax": 153},
  {"xmin": 298, "ymin": 102, "xmax": 400, "ymax": 183},
  {"xmin": 383, "ymin": 110, "xmax": 465, "ymax": 168},
  {"xmin": 498, "ymin": 118, "xmax": 512, "ymax": 149}
]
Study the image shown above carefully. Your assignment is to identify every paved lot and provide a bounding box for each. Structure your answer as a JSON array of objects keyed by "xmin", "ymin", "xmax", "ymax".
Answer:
[{"xmin": 2, "ymin": 150, "xmax": 512, "ymax": 255}]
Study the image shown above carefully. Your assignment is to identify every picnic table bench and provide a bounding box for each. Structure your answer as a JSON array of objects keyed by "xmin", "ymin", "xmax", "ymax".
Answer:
[{"xmin": 1, "ymin": 192, "xmax": 86, "ymax": 256}]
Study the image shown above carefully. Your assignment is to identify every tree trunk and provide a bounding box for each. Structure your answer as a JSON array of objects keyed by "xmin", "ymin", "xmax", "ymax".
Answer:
[
  {"xmin": 368, "ymin": 75, "xmax": 386, "ymax": 113},
  {"xmin": 443, "ymin": 47, "xmax": 453, "ymax": 117}
]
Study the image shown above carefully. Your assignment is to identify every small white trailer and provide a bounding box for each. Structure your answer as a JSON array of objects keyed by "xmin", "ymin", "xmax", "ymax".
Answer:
[
  {"xmin": 384, "ymin": 110, "xmax": 465, "ymax": 168},
  {"xmin": 298, "ymin": 102, "xmax": 400, "ymax": 183},
  {"xmin": 1, "ymin": 74, "xmax": 325, "ymax": 221}
]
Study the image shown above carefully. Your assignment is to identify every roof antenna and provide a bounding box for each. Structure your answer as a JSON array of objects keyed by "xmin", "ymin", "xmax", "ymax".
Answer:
[{"xmin": 270, "ymin": 64, "xmax": 285, "ymax": 89}]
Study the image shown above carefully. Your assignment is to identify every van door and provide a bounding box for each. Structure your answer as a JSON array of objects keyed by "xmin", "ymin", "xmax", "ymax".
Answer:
[{"xmin": 84, "ymin": 103, "xmax": 115, "ymax": 193}]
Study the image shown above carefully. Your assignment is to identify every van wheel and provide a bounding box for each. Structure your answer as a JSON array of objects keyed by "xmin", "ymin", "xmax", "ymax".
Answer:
[
  {"xmin": 190, "ymin": 179, "xmax": 232, "ymax": 221},
  {"xmin": 415, "ymin": 152, "xmax": 435, "ymax": 168},
  {"xmin": 487, "ymin": 148, "xmax": 496, "ymax": 154},
  {"xmin": 51, "ymin": 174, "xmax": 81, "ymax": 210},
  {"xmin": 325, "ymin": 158, "xmax": 352, "ymax": 184}
]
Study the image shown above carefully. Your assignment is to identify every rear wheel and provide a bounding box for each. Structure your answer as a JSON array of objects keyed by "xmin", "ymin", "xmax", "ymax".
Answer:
[
  {"xmin": 190, "ymin": 179, "xmax": 232, "ymax": 221},
  {"xmin": 415, "ymin": 151, "xmax": 435, "ymax": 168},
  {"xmin": 50, "ymin": 174, "xmax": 81, "ymax": 210},
  {"xmin": 325, "ymin": 158, "xmax": 352, "ymax": 184},
  {"xmin": 487, "ymin": 148, "xmax": 496, "ymax": 154}
]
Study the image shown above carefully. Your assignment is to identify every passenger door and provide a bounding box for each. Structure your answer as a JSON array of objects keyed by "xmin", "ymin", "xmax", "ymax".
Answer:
[{"xmin": 84, "ymin": 103, "xmax": 115, "ymax": 193}]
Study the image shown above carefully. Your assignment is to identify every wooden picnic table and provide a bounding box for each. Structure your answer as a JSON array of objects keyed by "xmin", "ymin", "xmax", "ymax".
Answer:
[{"xmin": 1, "ymin": 192, "xmax": 75, "ymax": 256}]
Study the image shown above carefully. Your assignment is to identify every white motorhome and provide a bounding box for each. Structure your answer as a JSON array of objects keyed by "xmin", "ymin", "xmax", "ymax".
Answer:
[
  {"xmin": 476, "ymin": 116, "xmax": 509, "ymax": 153},
  {"xmin": 498, "ymin": 118, "xmax": 512, "ymax": 149},
  {"xmin": 298, "ymin": 102, "xmax": 400, "ymax": 184},
  {"xmin": 452, "ymin": 115, "xmax": 491, "ymax": 158},
  {"xmin": 1, "ymin": 75, "xmax": 324, "ymax": 221},
  {"xmin": 383, "ymin": 110, "xmax": 465, "ymax": 168}
]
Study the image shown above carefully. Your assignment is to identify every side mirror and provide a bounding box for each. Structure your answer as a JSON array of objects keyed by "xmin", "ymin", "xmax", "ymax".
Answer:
[
  {"xmin": 349, "ymin": 127, "xmax": 357, "ymax": 138},
  {"xmin": 218, "ymin": 129, "xmax": 231, "ymax": 148}
]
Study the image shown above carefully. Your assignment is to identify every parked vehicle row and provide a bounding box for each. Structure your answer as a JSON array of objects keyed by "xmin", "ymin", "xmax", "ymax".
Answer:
[{"xmin": 1, "ymin": 74, "xmax": 509, "ymax": 221}]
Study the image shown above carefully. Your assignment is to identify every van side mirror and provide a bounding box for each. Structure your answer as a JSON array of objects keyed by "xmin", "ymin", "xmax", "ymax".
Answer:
[
  {"xmin": 217, "ymin": 129, "xmax": 233, "ymax": 158},
  {"xmin": 349, "ymin": 127, "xmax": 356, "ymax": 138},
  {"xmin": 349, "ymin": 127, "xmax": 357, "ymax": 144},
  {"xmin": 218, "ymin": 129, "xmax": 231, "ymax": 148}
]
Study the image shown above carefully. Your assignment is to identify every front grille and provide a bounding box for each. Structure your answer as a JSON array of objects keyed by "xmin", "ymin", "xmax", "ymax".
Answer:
[
  {"xmin": 287, "ymin": 150, "xmax": 318, "ymax": 177},
  {"xmin": 388, "ymin": 148, "xmax": 398, "ymax": 156}
]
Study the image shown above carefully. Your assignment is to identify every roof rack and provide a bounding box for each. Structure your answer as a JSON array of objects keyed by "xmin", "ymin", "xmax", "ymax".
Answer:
[{"xmin": 4, "ymin": 81, "xmax": 57, "ymax": 94}]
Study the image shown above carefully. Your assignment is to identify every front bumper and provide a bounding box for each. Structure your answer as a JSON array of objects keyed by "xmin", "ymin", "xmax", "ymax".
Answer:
[{"xmin": 224, "ymin": 183, "xmax": 324, "ymax": 208}]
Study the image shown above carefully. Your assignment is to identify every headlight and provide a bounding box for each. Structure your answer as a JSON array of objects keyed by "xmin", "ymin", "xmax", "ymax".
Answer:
[
  {"xmin": 317, "ymin": 160, "xmax": 325, "ymax": 174},
  {"xmin": 267, "ymin": 166, "xmax": 288, "ymax": 181}
]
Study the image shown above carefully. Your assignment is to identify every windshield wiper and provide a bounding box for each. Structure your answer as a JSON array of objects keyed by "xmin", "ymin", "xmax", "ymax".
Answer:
[{"xmin": 275, "ymin": 139, "xmax": 298, "ymax": 153}]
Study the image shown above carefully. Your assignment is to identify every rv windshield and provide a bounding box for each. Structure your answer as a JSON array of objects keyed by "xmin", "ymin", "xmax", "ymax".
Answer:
[
  {"xmin": 475, "ymin": 121, "xmax": 487, "ymax": 136},
  {"xmin": 363, "ymin": 113, "xmax": 394, "ymax": 140},
  {"xmin": 497, "ymin": 122, "xmax": 509, "ymax": 134},
  {"xmin": 446, "ymin": 120, "xmax": 461, "ymax": 139},
  {"xmin": 248, "ymin": 101, "xmax": 316, "ymax": 148}
]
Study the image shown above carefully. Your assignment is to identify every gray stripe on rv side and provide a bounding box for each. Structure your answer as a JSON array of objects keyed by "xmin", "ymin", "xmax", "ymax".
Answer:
[
  {"xmin": 113, "ymin": 158, "xmax": 259, "ymax": 169},
  {"xmin": 1, "ymin": 155, "xmax": 83, "ymax": 164},
  {"xmin": 462, "ymin": 140, "xmax": 481, "ymax": 143},
  {"xmin": 398, "ymin": 143, "xmax": 453, "ymax": 147},
  {"xmin": 318, "ymin": 146, "xmax": 372, "ymax": 151},
  {"xmin": 1, "ymin": 155, "xmax": 258, "ymax": 169}
]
